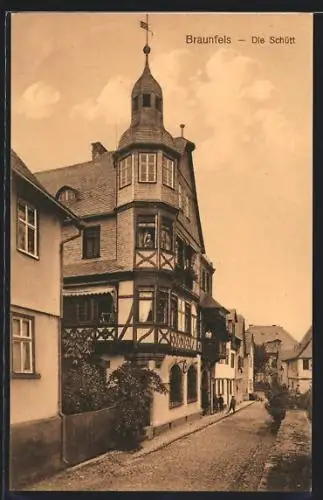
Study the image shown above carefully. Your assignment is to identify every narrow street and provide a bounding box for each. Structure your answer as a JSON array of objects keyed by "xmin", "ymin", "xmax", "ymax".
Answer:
[{"xmin": 30, "ymin": 402, "xmax": 277, "ymax": 491}]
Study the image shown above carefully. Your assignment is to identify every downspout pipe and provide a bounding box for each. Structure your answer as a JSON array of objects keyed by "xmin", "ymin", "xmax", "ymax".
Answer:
[{"xmin": 58, "ymin": 223, "xmax": 84, "ymax": 465}]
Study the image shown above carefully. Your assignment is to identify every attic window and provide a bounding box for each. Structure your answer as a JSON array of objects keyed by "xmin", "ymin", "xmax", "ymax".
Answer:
[
  {"xmin": 142, "ymin": 93, "xmax": 151, "ymax": 107},
  {"xmin": 58, "ymin": 189, "xmax": 76, "ymax": 203}
]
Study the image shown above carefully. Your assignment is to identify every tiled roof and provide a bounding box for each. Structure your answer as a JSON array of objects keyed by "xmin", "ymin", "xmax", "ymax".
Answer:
[
  {"xmin": 11, "ymin": 149, "xmax": 81, "ymax": 224},
  {"xmin": 34, "ymin": 152, "xmax": 116, "ymax": 218},
  {"xmin": 64, "ymin": 259, "xmax": 126, "ymax": 278},
  {"xmin": 247, "ymin": 325, "xmax": 297, "ymax": 351},
  {"xmin": 282, "ymin": 326, "xmax": 312, "ymax": 361},
  {"xmin": 199, "ymin": 292, "xmax": 229, "ymax": 313}
]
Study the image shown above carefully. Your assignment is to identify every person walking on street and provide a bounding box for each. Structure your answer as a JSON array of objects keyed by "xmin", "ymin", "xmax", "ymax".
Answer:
[{"xmin": 228, "ymin": 395, "xmax": 236, "ymax": 413}]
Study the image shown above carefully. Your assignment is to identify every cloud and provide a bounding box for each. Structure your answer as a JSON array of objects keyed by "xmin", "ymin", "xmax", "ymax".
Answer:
[
  {"xmin": 70, "ymin": 76, "xmax": 132, "ymax": 125},
  {"xmin": 15, "ymin": 81, "xmax": 60, "ymax": 119}
]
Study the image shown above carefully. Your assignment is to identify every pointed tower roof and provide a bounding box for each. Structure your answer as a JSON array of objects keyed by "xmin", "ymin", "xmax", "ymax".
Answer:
[
  {"xmin": 132, "ymin": 45, "xmax": 162, "ymax": 97},
  {"xmin": 118, "ymin": 43, "xmax": 176, "ymax": 152}
]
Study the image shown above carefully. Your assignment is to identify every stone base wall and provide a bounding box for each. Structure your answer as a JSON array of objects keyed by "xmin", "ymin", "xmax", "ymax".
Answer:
[
  {"xmin": 10, "ymin": 416, "xmax": 63, "ymax": 489},
  {"xmin": 151, "ymin": 410, "xmax": 202, "ymax": 438}
]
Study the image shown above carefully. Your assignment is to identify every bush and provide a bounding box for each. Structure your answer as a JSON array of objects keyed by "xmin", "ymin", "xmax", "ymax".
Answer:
[
  {"xmin": 265, "ymin": 381, "xmax": 290, "ymax": 425},
  {"xmin": 107, "ymin": 362, "xmax": 168, "ymax": 450}
]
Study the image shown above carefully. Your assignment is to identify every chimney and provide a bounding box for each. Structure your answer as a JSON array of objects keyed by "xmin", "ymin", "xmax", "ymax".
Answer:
[{"xmin": 91, "ymin": 142, "xmax": 108, "ymax": 160}]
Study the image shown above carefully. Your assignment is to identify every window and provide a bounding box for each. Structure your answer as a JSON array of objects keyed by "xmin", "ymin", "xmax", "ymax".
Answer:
[
  {"xmin": 303, "ymin": 359, "xmax": 310, "ymax": 370},
  {"xmin": 119, "ymin": 155, "xmax": 132, "ymax": 188},
  {"xmin": 136, "ymin": 215, "xmax": 156, "ymax": 248},
  {"xmin": 157, "ymin": 290, "xmax": 169, "ymax": 324},
  {"xmin": 178, "ymin": 184, "xmax": 183, "ymax": 209},
  {"xmin": 171, "ymin": 295, "xmax": 178, "ymax": 330},
  {"xmin": 17, "ymin": 200, "xmax": 38, "ymax": 258},
  {"xmin": 160, "ymin": 218, "xmax": 173, "ymax": 251},
  {"xmin": 142, "ymin": 93, "xmax": 151, "ymax": 107},
  {"xmin": 132, "ymin": 96, "xmax": 139, "ymax": 111},
  {"xmin": 139, "ymin": 153, "xmax": 157, "ymax": 183},
  {"xmin": 83, "ymin": 226, "xmax": 100, "ymax": 259},
  {"xmin": 175, "ymin": 237, "xmax": 185, "ymax": 268},
  {"xmin": 58, "ymin": 189, "xmax": 76, "ymax": 203},
  {"xmin": 162, "ymin": 157, "xmax": 175, "ymax": 188},
  {"xmin": 63, "ymin": 294, "xmax": 114, "ymax": 326},
  {"xmin": 201, "ymin": 270, "xmax": 206, "ymax": 291},
  {"xmin": 185, "ymin": 302, "xmax": 191, "ymax": 334},
  {"xmin": 230, "ymin": 353, "xmax": 235, "ymax": 368},
  {"xmin": 187, "ymin": 365, "xmax": 197, "ymax": 403},
  {"xmin": 155, "ymin": 96, "xmax": 162, "ymax": 111},
  {"xmin": 178, "ymin": 298, "xmax": 185, "ymax": 332},
  {"xmin": 138, "ymin": 289, "xmax": 154, "ymax": 323},
  {"xmin": 225, "ymin": 349, "xmax": 229, "ymax": 365},
  {"xmin": 169, "ymin": 364, "xmax": 183, "ymax": 408},
  {"xmin": 12, "ymin": 315, "xmax": 34, "ymax": 374}
]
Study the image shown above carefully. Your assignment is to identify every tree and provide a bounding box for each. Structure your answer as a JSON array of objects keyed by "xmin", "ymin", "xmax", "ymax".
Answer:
[
  {"xmin": 254, "ymin": 343, "xmax": 270, "ymax": 375},
  {"xmin": 107, "ymin": 362, "xmax": 168, "ymax": 450}
]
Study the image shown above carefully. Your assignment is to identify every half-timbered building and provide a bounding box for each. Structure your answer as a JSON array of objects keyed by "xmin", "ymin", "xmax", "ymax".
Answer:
[{"xmin": 35, "ymin": 42, "xmax": 230, "ymax": 433}]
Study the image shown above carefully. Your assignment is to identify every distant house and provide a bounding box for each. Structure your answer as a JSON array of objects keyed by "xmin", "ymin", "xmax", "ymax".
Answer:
[
  {"xmin": 247, "ymin": 324, "xmax": 298, "ymax": 385},
  {"xmin": 281, "ymin": 327, "xmax": 312, "ymax": 394},
  {"xmin": 10, "ymin": 150, "xmax": 81, "ymax": 487},
  {"xmin": 235, "ymin": 316, "xmax": 255, "ymax": 404}
]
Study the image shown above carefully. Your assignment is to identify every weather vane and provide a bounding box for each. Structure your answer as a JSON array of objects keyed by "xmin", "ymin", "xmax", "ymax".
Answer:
[{"xmin": 140, "ymin": 13, "xmax": 154, "ymax": 50}]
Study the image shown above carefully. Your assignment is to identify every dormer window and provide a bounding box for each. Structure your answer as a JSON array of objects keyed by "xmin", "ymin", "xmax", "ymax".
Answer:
[
  {"xmin": 142, "ymin": 93, "xmax": 151, "ymax": 107},
  {"xmin": 58, "ymin": 189, "xmax": 76, "ymax": 203},
  {"xmin": 132, "ymin": 96, "xmax": 139, "ymax": 111},
  {"xmin": 155, "ymin": 96, "xmax": 162, "ymax": 111}
]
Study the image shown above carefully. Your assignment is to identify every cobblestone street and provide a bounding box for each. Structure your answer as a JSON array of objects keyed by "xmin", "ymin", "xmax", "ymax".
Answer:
[{"xmin": 30, "ymin": 402, "xmax": 277, "ymax": 491}]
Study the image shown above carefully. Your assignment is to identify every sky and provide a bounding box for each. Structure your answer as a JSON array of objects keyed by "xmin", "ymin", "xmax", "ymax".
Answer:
[{"xmin": 11, "ymin": 13, "xmax": 313, "ymax": 341}]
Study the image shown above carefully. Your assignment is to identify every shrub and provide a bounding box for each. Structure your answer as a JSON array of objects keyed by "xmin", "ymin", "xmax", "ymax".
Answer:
[
  {"xmin": 265, "ymin": 380, "xmax": 290, "ymax": 425},
  {"xmin": 107, "ymin": 362, "xmax": 168, "ymax": 450},
  {"xmin": 61, "ymin": 328, "xmax": 110, "ymax": 415}
]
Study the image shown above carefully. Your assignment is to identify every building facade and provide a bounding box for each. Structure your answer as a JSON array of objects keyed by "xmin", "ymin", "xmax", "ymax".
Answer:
[
  {"xmin": 35, "ymin": 42, "xmax": 230, "ymax": 434},
  {"xmin": 282, "ymin": 326, "xmax": 312, "ymax": 394},
  {"xmin": 10, "ymin": 150, "xmax": 81, "ymax": 487}
]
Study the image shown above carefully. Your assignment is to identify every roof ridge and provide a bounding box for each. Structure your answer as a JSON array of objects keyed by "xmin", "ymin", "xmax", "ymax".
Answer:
[{"xmin": 35, "ymin": 152, "xmax": 114, "ymax": 175}]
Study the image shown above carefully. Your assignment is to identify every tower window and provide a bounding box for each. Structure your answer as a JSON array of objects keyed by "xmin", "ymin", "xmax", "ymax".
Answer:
[
  {"xmin": 132, "ymin": 96, "xmax": 139, "ymax": 111},
  {"xmin": 162, "ymin": 157, "xmax": 175, "ymax": 189},
  {"xmin": 160, "ymin": 217, "xmax": 173, "ymax": 251},
  {"xmin": 138, "ymin": 153, "xmax": 157, "ymax": 183},
  {"xmin": 142, "ymin": 93, "xmax": 151, "ymax": 107},
  {"xmin": 83, "ymin": 226, "xmax": 100, "ymax": 259},
  {"xmin": 119, "ymin": 155, "xmax": 132, "ymax": 189},
  {"xmin": 136, "ymin": 215, "xmax": 156, "ymax": 249},
  {"xmin": 155, "ymin": 96, "xmax": 162, "ymax": 111}
]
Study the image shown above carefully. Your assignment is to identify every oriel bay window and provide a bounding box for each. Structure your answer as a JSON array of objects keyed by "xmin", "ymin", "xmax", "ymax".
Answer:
[
  {"xmin": 17, "ymin": 199, "xmax": 38, "ymax": 258},
  {"xmin": 138, "ymin": 289, "xmax": 154, "ymax": 323},
  {"xmin": 119, "ymin": 155, "xmax": 132, "ymax": 189},
  {"xmin": 162, "ymin": 156, "xmax": 175, "ymax": 188},
  {"xmin": 160, "ymin": 217, "xmax": 173, "ymax": 251},
  {"xmin": 138, "ymin": 153, "xmax": 157, "ymax": 183},
  {"xmin": 136, "ymin": 215, "xmax": 156, "ymax": 249},
  {"xmin": 171, "ymin": 294, "xmax": 178, "ymax": 330},
  {"xmin": 157, "ymin": 289, "xmax": 169, "ymax": 324}
]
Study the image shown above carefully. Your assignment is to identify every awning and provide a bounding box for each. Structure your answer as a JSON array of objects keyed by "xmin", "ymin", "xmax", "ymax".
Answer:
[{"xmin": 63, "ymin": 285, "xmax": 115, "ymax": 297}]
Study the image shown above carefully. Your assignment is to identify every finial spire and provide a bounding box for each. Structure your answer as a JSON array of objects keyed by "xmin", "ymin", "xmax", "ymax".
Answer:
[
  {"xmin": 180, "ymin": 124, "xmax": 185, "ymax": 137},
  {"xmin": 140, "ymin": 13, "xmax": 153, "ymax": 66}
]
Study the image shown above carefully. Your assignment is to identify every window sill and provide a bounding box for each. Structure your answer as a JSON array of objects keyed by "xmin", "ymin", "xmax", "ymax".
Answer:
[
  {"xmin": 17, "ymin": 248, "xmax": 39, "ymax": 260},
  {"xmin": 11, "ymin": 372, "xmax": 41, "ymax": 380},
  {"xmin": 82, "ymin": 255, "xmax": 101, "ymax": 260},
  {"xmin": 119, "ymin": 182, "xmax": 132, "ymax": 190},
  {"xmin": 169, "ymin": 401, "xmax": 183, "ymax": 409},
  {"xmin": 136, "ymin": 247, "xmax": 157, "ymax": 251},
  {"xmin": 187, "ymin": 398, "xmax": 198, "ymax": 404},
  {"xmin": 162, "ymin": 183, "xmax": 175, "ymax": 191}
]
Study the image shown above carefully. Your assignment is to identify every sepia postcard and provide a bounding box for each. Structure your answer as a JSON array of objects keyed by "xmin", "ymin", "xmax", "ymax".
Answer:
[{"xmin": 8, "ymin": 11, "xmax": 312, "ymax": 492}]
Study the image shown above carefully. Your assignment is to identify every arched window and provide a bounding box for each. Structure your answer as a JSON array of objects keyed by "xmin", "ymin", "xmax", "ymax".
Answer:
[
  {"xmin": 57, "ymin": 187, "xmax": 77, "ymax": 203},
  {"xmin": 187, "ymin": 365, "xmax": 197, "ymax": 403},
  {"xmin": 169, "ymin": 364, "xmax": 183, "ymax": 408}
]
